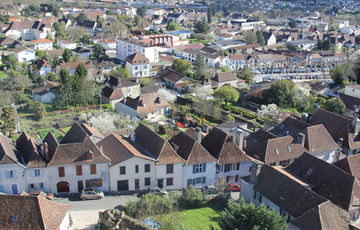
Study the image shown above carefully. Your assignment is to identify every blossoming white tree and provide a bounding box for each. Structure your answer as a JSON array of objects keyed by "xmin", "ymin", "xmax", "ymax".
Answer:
[
  {"xmin": 157, "ymin": 88, "xmax": 177, "ymax": 103},
  {"xmin": 257, "ymin": 104, "xmax": 282, "ymax": 124}
]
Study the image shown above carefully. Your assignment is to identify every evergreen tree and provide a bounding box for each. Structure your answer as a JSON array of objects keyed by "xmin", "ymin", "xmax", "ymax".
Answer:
[
  {"xmin": 256, "ymin": 31, "xmax": 265, "ymax": 46},
  {"xmin": 62, "ymin": 49, "xmax": 73, "ymax": 63}
]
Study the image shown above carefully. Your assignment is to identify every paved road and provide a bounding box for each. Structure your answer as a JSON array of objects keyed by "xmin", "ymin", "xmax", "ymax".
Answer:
[{"xmin": 54, "ymin": 194, "xmax": 139, "ymax": 230}]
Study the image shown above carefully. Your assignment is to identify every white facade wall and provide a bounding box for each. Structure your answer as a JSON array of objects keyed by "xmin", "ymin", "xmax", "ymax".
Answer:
[
  {"xmin": 25, "ymin": 168, "xmax": 48, "ymax": 193},
  {"xmin": 116, "ymin": 40, "xmax": 158, "ymax": 62},
  {"xmin": 216, "ymin": 161, "xmax": 252, "ymax": 183},
  {"xmin": 126, "ymin": 62, "xmax": 150, "ymax": 78},
  {"xmin": 155, "ymin": 163, "xmax": 184, "ymax": 190},
  {"xmin": 183, "ymin": 162, "xmax": 216, "ymax": 189},
  {"xmin": 59, "ymin": 211, "xmax": 70, "ymax": 230},
  {"xmin": 345, "ymin": 86, "xmax": 360, "ymax": 99},
  {"xmin": 14, "ymin": 50, "xmax": 36, "ymax": 63},
  {"xmin": 33, "ymin": 42, "xmax": 53, "ymax": 51},
  {"xmin": 72, "ymin": 51, "xmax": 90, "ymax": 60},
  {"xmin": 109, "ymin": 157, "xmax": 156, "ymax": 192},
  {"xmin": 58, "ymin": 42, "xmax": 77, "ymax": 50},
  {"xmin": 0, "ymin": 164, "xmax": 27, "ymax": 194},
  {"xmin": 115, "ymin": 103, "xmax": 139, "ymax": 119},
  {"xmin": 101, "ymin": 42, "xmax": 116, "ymax": 50},
  {"xmin": 46, "ymin": 163, "xmax": 110, "ymax": 194}
]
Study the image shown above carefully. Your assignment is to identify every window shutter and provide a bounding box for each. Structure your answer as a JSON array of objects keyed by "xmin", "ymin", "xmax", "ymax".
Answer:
[
  {"xmin": 58, "ymin": 167, "xmax": 65, "ymax": 177},
  {"xmin": 31, "ymin": 170, "xmax": 35, "ymax": 178},
  {"xmin": 5, "ymin": 171, "xmax": 10, "ymax": 179},
  {"xmin": 40, "ymin": 169, "xmax": 44, "ymax": 177},
  {"xmin": 98, "ymin": 179, "xmax": 103, "ymax": 187},
  {"xmin": 85, "ymin": 180, "xmax": 90, "ymax": 188},
  {"xmin": 90, "ymin": 164, "xmax": 97, "ymax": 174},
  {"xmin": 202, "ymin": 176, "xmax": 206, "ymax": 184},
  {"xmin": 76, "ymin": 166, "xmax": 82, "ymax": 176},
  {"xmin": 193, "ymin": 165, "xmax": 196, "ymax": 174},
  {"xmin": 203, "ymin": 163, "xmax": 206, "ymax": 172},
  {"xmin": 13, "ymin": 171, "xmax": 16, "ymax": 178}
]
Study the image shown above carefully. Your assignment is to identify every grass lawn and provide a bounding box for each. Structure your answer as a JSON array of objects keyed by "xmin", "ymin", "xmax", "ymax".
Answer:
[
  {"xmin": 158, "ymin": 201, "xmax": 223, "ymax": 230},
  {"xmin": 0, "ymin": 70, "xmax": 8, "ymax": 79}
]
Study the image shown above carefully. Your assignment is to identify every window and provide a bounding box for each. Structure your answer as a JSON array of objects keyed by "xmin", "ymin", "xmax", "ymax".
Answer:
[
  {"xmin": 135, "ymin": 165, "xmax": 139, "ymax": 173},
  {"xmin": 5, "ymin": 170, "xmax": 16, "ymax": 178},
  {"xmin": 58, "ymin": 167, "xmax": 65, "ymax": 177},
  {"xmin": 120, "ymin": 166, "xmax": 126, "ymax": 175},
  {"xmin": 166, "ymin": 178, "xmax": 173, "ymax": 186},
  {"xmin": 236, "ymin": 163, "xmax": 240, "ymax": 170},
  {"xmin": 187, "ymin": 179, "xmax": 193, "ymax": 186},
  {"xmin": 193, "ymin": 163, "xmax": 206, "ymax": 174},
  {"xmin": 202, "ymin": 177, "xmax": 206, "ymax": 184},
  {"xmin": 39, "ymin": 183, "xmax": 44, "ymax": 190},
  {"xmin": 224, "ymin": 164, "xmax": 232, "ymax": 172},
  {"xmin": 90, "ymin": 164, "xmax": 97, "ymax": 174},
  {"xmin": 144, "ymin": 164, "xmax": 150, "ymax": 173},
  {"xmin": 145, "ymin": 177, "xmax": 151, "ymax": 186},
  {"xmin": 76, "ymin": 165, "xmax": 82, "ymax": 176},
  {"xmin": 29, "ymin": 184, "xmax": 35, "ymax": 190},
  {"xmin": 195, "ymin": 177, "xmax": 202, "ymax": 184},
  {"xmin": 166, "ymin": 164, "xmax": 174, "ymax": 174},
  {"xmin": 87, "ymin": 179, "xmax": 102, "ymax": 188},
  {"xmin": 34, "ymin": 169, "xmax": 40, "ymax": 177}
]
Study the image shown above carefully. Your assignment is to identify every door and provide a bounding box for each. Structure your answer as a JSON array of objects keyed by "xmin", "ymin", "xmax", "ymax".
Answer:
[
  {"xmin": 158, "ymin": 179, "xmax": 164, "ymax": 188},
  {"xmin": 11, "ymin": 184, "xmax": 18, "ymax": 194},
  {"xmin": 117, "ymin": 180, "xmax": 129, "ymax": 191},
  {"xmin": 57, "ymin": 181, "xmax": 70, "ymax": 193},
  {"xmin": 77, "ymin": 181, "xmax": 84, "ymax": 192},
  {"xmin": 135, "ymin": 179, "xmax": 139, "ymax": 190}
]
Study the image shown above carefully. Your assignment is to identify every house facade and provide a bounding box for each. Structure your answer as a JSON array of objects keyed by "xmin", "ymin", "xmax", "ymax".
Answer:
[
  {"xmin": 116, "ymin": 38, "xmax": 159, "ymax": 63},
  {"xmin": 32, "ymin": 39, "xmax": 53, "ymax": 50},
  {"xmin": 125, "ymin": 53, "xmax": 151, "ymax": 78},
  {"xmin": 13, "ymin": 47, "xmax": 36, "ymax": 63}
]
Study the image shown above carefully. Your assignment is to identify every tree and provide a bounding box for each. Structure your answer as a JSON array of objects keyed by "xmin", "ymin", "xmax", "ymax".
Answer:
[
  {"xmin": 72, "ymin": 64, "xmax": 88, "ymax": 106},
  {"xmin": 166, "ymin": 19, "xmax": 181, "ymax": 31},
  {"xmin": 221, "ymin": 66, "xmax": 229, "ymax": 72},
  {"xmin": 106, "ymin": 21, "xmax": 129, "ymax": 39},
  {"xmin": 96, "ymin": 15, "xmax": 103, "ymax": 24},
  {"xmin": 92, "ymin": 43, "xmax": 108, "ymax": 60},
  {"xmin": 57, "ymin": 68, "xmax": 73, "ymax": 107},
  {"xmin": 323, "ymin": 98, "xmax": 345, "ymax": 114},
  {"xmin": 137, "ymin": 6, "xmax": 146, "ymax": 17},
  {"xmin": 207, "ymin": 7, "xmax": 212, "ymax": 23},
  {"xmin": 35, "ymin": 50, "xmax": 46, "ymax": 58},
  {"xmin": 76, "ymin": 12, "xmax": 89, "ymax": 22},
  {"xmin": 191, "ymin": 87, "xmax": 213, "ymax": 100},
  {"xmin": 214, "ymin": 85, "xmax": 240, "ymax": 105},
  {"xmin": 219, "ymin": 199, "xmax": 288, "ymax": 230},
  {"xmin": 353, "ymin": 57, "xmax": 360, "ymax": 84},
  {"xmin": 194, "ymin": 99, "xmax": 220, "ymax": 119},
  {"xmin": 268, "ymin": 80, "xmax": 297, "ymax": 107},
  {"xmin": 238, "ymin": 67, "xmax": 254, "ymax": 85},
  {"xmin": 258, "ymin": 104, "xmax": 282, "ymax": 124},
  {"xmin": 243, "ymin": 31, "xmax": 257, "ymax": 44},
  {"xmin": 317, "ymin": 40, "xmax": 332, "ymax": 50},
  {"xmin": 194, "ymin": 18, "xmax": 210, "ymax": 34},
  {"xmin": 2, "ymin": 54, "xmax": 18, "ymax": 70},
  {"xmin": 47, "ymin": 72, "xmax": 59, "ymax": 82},
  {"xmin": 171, "ymin": 59, "xmax": 192, "ymax": 75},
  {"xmin": 288, "ymin": 20, "xmax": 296, "ymax": 28},
  {"xmin": 330, "ymin": 63, "xmax": 354, "ymax": 85},
  {"xmin": 53, "ymin": 21, "xmax": 66, "ymax": 38},
  {"xmin": 62, "ymin": 49, "xmax": 73, "ymax": 63},
  {"xmin": 256, "ymin": 31, "xmax": 265, "ymax": 46},
  {"xmin": 193, "ymin": 54, "xmax": 210, "ymax": 79},
  {"xmin": 30, "ymin": 101, "xmax": 47, "ymax": 120},
  {"xmin": 0, "ymin": 106, "xmax": 16, "ymax": 136},
  {"xmin": 157, "ymin": 88, "xmax": 177, "ymax": 103},
  {"xmin": 110, "ymin": 66, "xmax": 130, "ymax": 78}
]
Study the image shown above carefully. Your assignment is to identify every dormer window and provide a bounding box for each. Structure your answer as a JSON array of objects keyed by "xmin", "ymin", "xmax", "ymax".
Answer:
[
  {"xmin": 306, "ymin": 168, "xmax": 313, "ymax": 176},
  {"xmin": 287, "ymin": 146, "xmax": 291, "ymax": 152},
  {"xmin": 275, "ymin": 149, "xmax": 279, "ymax": 154}
]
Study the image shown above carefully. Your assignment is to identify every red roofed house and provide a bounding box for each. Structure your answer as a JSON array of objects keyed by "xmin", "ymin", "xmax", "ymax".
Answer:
[
  {"xmin": 125, "ymin": 53, "xmax": 150, "ymax": 78},
  {"xmin": 32, "ymin": 39, "xmax": 53, "ymax": 51}
]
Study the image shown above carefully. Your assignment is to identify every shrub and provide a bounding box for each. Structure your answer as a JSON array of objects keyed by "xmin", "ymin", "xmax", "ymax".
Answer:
[
  {"xmin": 178, "ymin": 185, "xmax": 204, "ymax": 209},
  {"xmin": 124, "ymin": 194, "xmax": 177, "ymax": 218}
]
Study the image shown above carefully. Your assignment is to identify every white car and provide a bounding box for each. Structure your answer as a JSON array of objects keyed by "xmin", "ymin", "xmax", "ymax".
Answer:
[
  {"xmin": 80, "ymin": 189, "xmax": 104, "ymax": 200},
  {"xmin": 149, "ymin": 187, "xmax": 168, "ymax": 196}
]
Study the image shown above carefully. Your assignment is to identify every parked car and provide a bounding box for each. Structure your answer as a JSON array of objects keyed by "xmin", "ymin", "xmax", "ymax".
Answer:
[
  {"xmin": 80, "ymin": 189, "xmax": 104, "ymax": 200},
  {"xmin": 201, "ymin": 185, "xmax": 219, "ymax": 195},
  {"xmin": 229, "ymin": 183, "xmax": 240, "ymax": 192},
  {"xmin": 149, "ymin": 187, "xmax": 168, "ymax": 196}
]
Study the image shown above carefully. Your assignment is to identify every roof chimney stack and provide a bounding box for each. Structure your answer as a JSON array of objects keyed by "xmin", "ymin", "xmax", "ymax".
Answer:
[
  {"xmin": 235, "ymin": 128, "xmax": 244, "ymax": 150},
  {"xmin": 195, "ymin": 127, "xmax": 202, "ymax": 143}
]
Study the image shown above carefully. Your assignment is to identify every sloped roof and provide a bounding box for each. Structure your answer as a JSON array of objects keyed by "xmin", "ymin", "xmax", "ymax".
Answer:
[
  {"xmin": 123, "ymin": 93, "xmax": 169, "ymax": 115},
  {"xmin": 125, "ymin": 52, "xmax": 149, "ymax": 64},
  {"xmin": 134, "ymin": 123, "xmax": 185, "ymax": 164},
  {"xmin": 287, "ymin": 153, "xmax": 360, "ymax": 211},
  {"xmin": 101, "ymin": 86, "xmax": 124, "ymax": 100},
  {"xmin": 290, "ymin": 201, "xmax": 350, "ymax": 230},
  {"xmin": 0, "ymin": 133, "xmax": 21, "ymax": 165},
  {"xmin": 201, "ymin": 127, "xmax": 249, "ymax": 164},
  {"xmin": 334, "ymin": 154, "xmax": 360, "ymax": 180},
  {"xmin": 97, "ymin": 134, "xmax": 155, "ymax": 165},
  {"xmin": 60, "ymin": 122, "xmax": 88, "ymax": 144},
  {"xmin": 0, "ymin": 194, "xmax": 70, "ymax": 230},
  {"xmin": 169, "ymin": 131, "xmax": 216, "ymax": 165},
  {"xmin": 303, "ymin": 124, "xmax": 338, "ymax": 154},
  {"xmin": 270, "ymin": 116, "xmax": 310, "ymax": 137},
  {"xmin": 81, "ymin": 123, "xmax": 104, "ymax": 138},
  {"xmin": 16, "ymin": 132, "xmax": 45, "ymax": 168},
  {"xmin": 32, "ymin": 80, "xmax": 59, "ymax": 95},
  {"xmin": 339, "ymin": 93, "xmax": 360, "ymax": 110},
  {"xmin": 254, "ymin": 165, "xmax": 327, "ymax": 218},
  {"xmin": 214, "ymin": 72, "xmax": 237, "ymax": 83}
]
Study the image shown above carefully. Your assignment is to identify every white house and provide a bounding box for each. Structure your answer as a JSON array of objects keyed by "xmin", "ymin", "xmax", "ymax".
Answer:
[
  {"xmin": 0, "ymin": 134, "xmax": 27, "ymax": 194},
  {"xmin": 125, "ymin": 53, "xmax": 150, "ymax": 78},
  {"xmin": 12, "ymin": 46, "xmax": 36, "ymax": 63},
  {"xmin": 169, "ymin": 130, "xmax": 217, "ymax": 188},
  {"xmin": 42, "ymin": 123, "xmax": 111, "ymax": 194},
  {"xmin": 58, "ymin": 40, "xmax": 77, "ymax": 50},
  {"xmin": 32, "ymin": 39, "xmax": 53, "ymax": 51},
  {"xmin": 32, "ymin": 80, "xmax": 60, "ymax": 104},
  {"xmin": 3, "ymin": 20, "xmax": 55, "ymax": 41},
  {"xmin": 32, "ymin": 59, "xmax": 52, "ymax": 76},
  {"xmin": 116, "ymin": 38, "xmax": 159, "ymax": 63},
  {"xmin": 345, "ymin": 84, "xmax": 360, "ymax": 99},
  {"xmin": 201, "ymin": 128, "xmax": 252, "ymax": 183},
  {"xmin": 223, "ymin": 54, "xmax": 246, "ymax": 71},
  {"xmin": 134, "ymin": 124, "xmax": 186, "ymax": 190},
  {"xmin": 98, "ymin": 134, "xmax": 157, "ymax": 192}
]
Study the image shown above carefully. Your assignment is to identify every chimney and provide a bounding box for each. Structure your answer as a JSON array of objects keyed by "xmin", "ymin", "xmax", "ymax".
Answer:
[
  {"xmin": 297, "ymin": 133, "xmax": 306, "ymax": 146},
  {"xmin": 195, "ymin": 127, "xmax": 202, "ymax": 142},
  {"xmin": 43, "ymin": 142, "xmax": 49, "ymax": 162},
  {"xmin": 249, "ymin": 162, "xmax": 262, "ymax": 185},
  {"xmin": 352, "ymin": 117, "xmax": 360, "ymax": 134},
  {"xmin": 235, "ymin": 128, "xmax": 244, "ymax": 150},
  {"xmin": 202, "ymin": 124, "xmax": 209, "ymax": 133}
]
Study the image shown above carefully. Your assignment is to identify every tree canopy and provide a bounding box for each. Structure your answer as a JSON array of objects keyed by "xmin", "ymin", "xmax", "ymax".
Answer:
[
  {"xmin": 330, "ymin": 63, "xmax": 354, "ymax": 85},
  {"xmin": 323, "ymin": 98, "xmax": 345, "ymax": 114},
  {"xmin": 238, "ymin": 67, "xmax": 254, "ymax": 85},
  {"xmin": 171, "ymin": 59, "xmax": 192, "ymax": 76},
  {"xmin": 194, "ymin": 18, "xmax": 210, "ymax": 34},
  {"xmin": 219, "ymin": 199, "xmax": 288, "ymax": 230},
  {"xmin": 166, "ymin": 19, "xmax": 182, "ymax": 31},
  {"xmin": 256, "ymin": 31, "xmax": 265, "ymax": 46},
  {"xmin": 92, "ymin": 43, "xmax": 108, "ymax": 61},
  {"xmin": 214, "ymin": 85, "xmax": 240, "ymax": 104},
  {"xmin": 62, "ymin": 49, "xmax": 73, "ymax": 63},
  {"xmin": 267, "ymin": 80, "xmax": 297, "ymax": 107}
]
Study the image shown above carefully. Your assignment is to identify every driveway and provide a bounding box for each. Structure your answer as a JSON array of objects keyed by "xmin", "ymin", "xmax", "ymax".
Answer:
[{"xmin": 54, "ymin": 194, "xmax": 139, "ymax": 230}]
